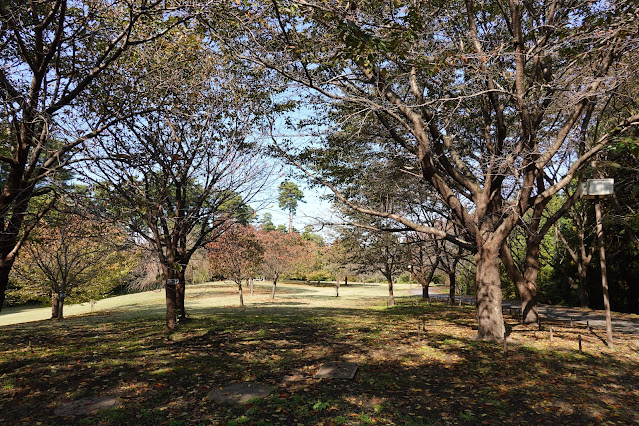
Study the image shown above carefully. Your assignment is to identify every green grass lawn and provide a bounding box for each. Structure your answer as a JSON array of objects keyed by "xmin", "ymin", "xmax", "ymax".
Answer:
[{"xmin": 1, "ymin": 281, "xmax": 638, "ymax": 425}]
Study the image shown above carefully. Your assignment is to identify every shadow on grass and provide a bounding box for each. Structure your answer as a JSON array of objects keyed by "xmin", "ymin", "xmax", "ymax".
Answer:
[{"xmin": 0, "ymin": 302, "xmax": 637, "ymax": 425}]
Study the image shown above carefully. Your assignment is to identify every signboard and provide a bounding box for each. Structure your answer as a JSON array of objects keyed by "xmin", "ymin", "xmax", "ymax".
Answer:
[
  {"xmin": 166, "ymin": 279, "xmax": 179, "ymax": 286},
  {"xmin": 579, "ymin": 179, "xmax": 614, "ymax": 199}
]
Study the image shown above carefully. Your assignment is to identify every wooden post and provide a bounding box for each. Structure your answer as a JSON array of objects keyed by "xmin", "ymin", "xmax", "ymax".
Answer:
[
  {"xmin": 587, "ymin": 320, "xmax": 590, "ymax": 330},
  {"xmin": 549, "ymin": 326, "xmax": 554, "ymax": 342},
  {"xmin": 570, "ymin": 318, "xmax": 573, "ymax": 327},
  {"xmin": 594, "ymin": 195, "xmax": 614, "ymax": 349},
  {"xmin": 578, "ymin": 334, "xmax": 582, "ymax": 355}
]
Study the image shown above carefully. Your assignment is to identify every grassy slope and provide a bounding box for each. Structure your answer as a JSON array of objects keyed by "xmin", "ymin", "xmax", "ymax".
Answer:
[{"xmin": 1, "ymin": 281, "xmax": 638, "ymax": 425}]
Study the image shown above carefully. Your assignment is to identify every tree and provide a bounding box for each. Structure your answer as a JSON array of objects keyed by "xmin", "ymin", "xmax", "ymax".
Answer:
[
  {"xmin": 84, "ymin": 36, "xmax": 271, "ymax": 331},
  {"xmin": 256, "ymin": 229, "xmax": 308, "ymax": 299},
  {"xmin": 11, "ymin": 208, "xmax": 131, "ymax": 319},
  {"xmin": 340, "ymin": 221, "xmax": 406, "ymax": 307},
  {"xmin": 259, "ymin": 213, "xmax": 277, "ymax": 231},
  {"xmin": 278, "ymin": 181, "xmax": 304, "ymax": 233},
  {"xmin": 406, "ymin": 234, "xmax": 440, "ymax": 300},
  {"xmin": 0, "ymin": 0, "xmax": 187, "ymax": 311},
  {"xmin": 208, "ymin": 225, "xmax": 263, "ymax": 307},
  {"xmin": 323, "ymin": 239, "xmax": 359, "ymax": 295},
  {"xmin": 224, "ymin": 0, "xmax": 639, "ymax": 339}
]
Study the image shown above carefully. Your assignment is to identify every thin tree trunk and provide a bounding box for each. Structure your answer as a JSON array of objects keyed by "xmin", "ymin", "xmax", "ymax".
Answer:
[
  {"xmin": 387, "ymin": 277, "xmax": 394, "ymax": 307},
  {"xmin": 521, "ymin": 245, "xmax": 540, "ymax": 324},
  {"xmin": 500, "ymin": 242, "xmax": 539, "ymax": 324},
  {"xmin": 250, "ymin": 278, "xmax": 254, "ymax": 295},
  {"xmin": 271, "ymin": 275, "xmax": 278, "ymax": 300},
  {"xmin": 419, "ymin": 257, "xmax": 440, "ymax": 299},
  {"xmin": 556, "ymin": 223, "xmax": 592, "ymax": 308},
  {"xmin": 475, "ymin": 244, "xmax": 506, "ymax": 340},
  {"xmin": 578, "ymin": 268, "xmax": 589, "ymax": 308},
  {"xmin": 238, "ymin": 281, "xmax": 244, "ymax": 307},
  {"xmin": 288, "ymin": 209, "xmax": 293, "ymax": 233},
  {"xmin": 344, "ymin": 276, "xmax": 348, "ymax": 285},
  {"xmin": 336, "ymin": 279, "xmax": 340, "ymax": 297}
]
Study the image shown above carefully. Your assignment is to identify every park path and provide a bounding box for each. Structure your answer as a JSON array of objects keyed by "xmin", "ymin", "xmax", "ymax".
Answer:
[{"xmin": 415, "ymin": 287, "xmax": 639, "ymax": 335}]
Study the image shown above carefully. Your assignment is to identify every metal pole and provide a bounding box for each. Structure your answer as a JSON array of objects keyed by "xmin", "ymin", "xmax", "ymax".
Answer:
[{"xmin": 594, "ymin": 195, "xmax": 613, "ymax": 349}]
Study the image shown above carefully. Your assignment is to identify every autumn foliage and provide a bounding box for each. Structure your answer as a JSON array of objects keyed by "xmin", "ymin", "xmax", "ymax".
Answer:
[
  {"xmin": 256, "ymin": 229, "xmax": 309, "ymax": 299},
  {"xmin": 208, "ymin": 225, "xmax": 263, "ymax": 306}
]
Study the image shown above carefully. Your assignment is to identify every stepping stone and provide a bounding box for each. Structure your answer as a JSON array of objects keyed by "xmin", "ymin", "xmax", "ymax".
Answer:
[
  {"xmin": 206, "ymin": 382, "xmax": 272, "ymax": 404},
  {"xmin": 54, "ymin": 396, "xmax": 121, "ymax": 417},
  {"xmin": 314, "ymin": 362, "xmax": 358, "ymax": 379}
]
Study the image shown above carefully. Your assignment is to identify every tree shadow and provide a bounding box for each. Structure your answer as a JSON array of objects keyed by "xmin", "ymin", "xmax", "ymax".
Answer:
[{"xmin": 0, "ymin": 304, "xmax": 637, "ymax": 425}]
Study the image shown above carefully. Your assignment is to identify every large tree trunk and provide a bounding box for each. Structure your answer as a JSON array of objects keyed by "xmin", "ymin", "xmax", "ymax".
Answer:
[
  {"xmin": 475, "ymin": 244, "xmax": 505, "ymax": 340},
  {"xmin": 162, "ymin": 264, "xmax": 177, "ymax": 333},
  {"xmin": 449, "ymin": 272, "xmax": 456, "ymax": 304},
  {"xmin": 51, "ymin": 291, "xmax": 60, "ymax": 319},
  {"xmin": 176, "ymin": 269, "xmax": 186, "ymax": 322},
  {"xmin": 0, "ymin": 259, "xmax": 15, "ymax": 312},
  {"xmin": 0, "ymin": 185, "xmax": 34, "ymax": 314},
  {"xmin": 57, "ymin": 296, "xmax": 65, "ymax": 320}
]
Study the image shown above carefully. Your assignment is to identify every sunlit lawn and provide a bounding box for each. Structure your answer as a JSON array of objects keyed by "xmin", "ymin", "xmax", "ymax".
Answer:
[{"xmin": 1, "ymin": 281, "xmax": 638, "ymax": 425}]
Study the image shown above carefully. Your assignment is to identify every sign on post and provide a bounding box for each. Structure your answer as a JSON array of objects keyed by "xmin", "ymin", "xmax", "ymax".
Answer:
[
  {"xmin": 579, "ymin": 179, "xmax": 614, "ymax": 198},
  {"xmin": 166, "ymin": 279, "xmax": 179, "ymax": 287}
]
